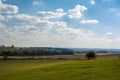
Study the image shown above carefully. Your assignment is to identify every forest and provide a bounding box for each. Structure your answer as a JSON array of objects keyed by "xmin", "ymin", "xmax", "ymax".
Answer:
[{"xmin": 0, "ymin": 45, "xmax": 74, "ymax": 57}]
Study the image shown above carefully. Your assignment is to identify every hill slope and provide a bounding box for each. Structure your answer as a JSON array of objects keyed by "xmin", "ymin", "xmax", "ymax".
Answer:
[{"xmin": 0, "ymin": 58, "xmax": 120, "ymax": 80}]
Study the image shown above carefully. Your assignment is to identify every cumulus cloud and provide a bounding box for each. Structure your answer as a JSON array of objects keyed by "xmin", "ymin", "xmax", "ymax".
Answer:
[
  {"xmin": 90, "ymin": 0, "xmax": 95, "ymax": 5},
  {"xmin": 0, "ymin": 5, "xmax": 18, "ymax": 14},
  {"xmin": 80, "ymin": 20, "xmax": 99, "ymax": 24},
  {"xmin": 51, "ymin": 21, "xmax": 67, "ymax": 28},
  {"xmin": 4, "ymin": 24, "xmax": 119, "ymax": 48},
  {"xmin": 32, "ymin": 1, "xmax": 43, "ymax": 6},
  {"xmin": 0, "ymin": 2, "xmax": 120, "ymax": 48},
  {"xmin": 106, "ymin": 32, "xmax": 112, "ymax": 35},
  {"xmin": 1, "ymin": 18, "xmax": 120, "ymax": 48},
  {"xmin": 68, "ymin": 5, "xmax": 87, "ymax": 19},
  {"xmin": 0, "ymin": 15, "xmax": 4, "ymax": 20},
  {"xmin": 5, "ymin": 13, "xmax": 68, "ymax": 30},
  {"xmin": 0, "ymin": 22, "xmax": 5, "ymax": 28},
  {"xmin": 105, "ymin": 32, "xmax": 113, "ymax": 36},
  {"xmin": 6, "ymin": 14, "xmax": 41, "ymax": 25},
  {"xmin": 37, "ymin": 8, "xmax": 67, "ymax": 19},
  {"xmin": 0, "ymin": 0, "xmax": 18, "ymax": 14}
]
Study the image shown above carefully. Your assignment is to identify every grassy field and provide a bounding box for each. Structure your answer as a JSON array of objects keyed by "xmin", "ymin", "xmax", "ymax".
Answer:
[{"xmin": 0, "ymin": 58, "xmax": 120, "ymax": 80}]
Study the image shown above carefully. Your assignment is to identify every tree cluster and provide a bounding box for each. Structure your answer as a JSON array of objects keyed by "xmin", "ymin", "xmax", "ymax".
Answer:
[{"xmin": 0, "ymin": 47, "xmax": 74, "ymax": 59}]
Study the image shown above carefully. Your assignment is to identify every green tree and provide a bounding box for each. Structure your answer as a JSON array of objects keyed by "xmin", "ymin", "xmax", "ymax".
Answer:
[
  {"xmin": 1, "ymin": 50, "xmax": 10, "ymax": 59},
  {"xmin": 86, "ymin": 50, "xmax": 96, "ymax": 60}
]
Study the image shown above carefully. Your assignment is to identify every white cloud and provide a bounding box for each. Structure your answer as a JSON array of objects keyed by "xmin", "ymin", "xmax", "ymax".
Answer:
[
  {"xmin": 12, "ymin": 25, "xmax": 40, "ymax": 34},
  {"xmin": 5, "ymin": 13, "xmax": 68, "ymax": 30},
  {"xmin": 37, "ymin": 8, "xmax": 66, "ymax": 19},
  {"xmin": 52, "ymin": 21, "xmax": 67, "ymax": 28},
  {"xmin": 6, "ymin": 14, "xmax": 43, "ymax": 25},
  {"xmin": 32, "ymin": 1, "xmax": 43, "ymax": 6},
  {"xmin": 117, "ymin": 12, "xmax": 120, "ymax": 16},
  {"xmin": 80, "ymin": 20, "xmax": 99, "ymax": 24},
  {"xmin": 0, "ymin": 22, "xmax": 5, "ymax": 28},
  {"xmin": 68, "ymin": 5, "xmax": 87, "ymax": 19},
  {"xmin": 1, "ymin": 19, "xmax": 120, "ymax": 48},
  {"xmin": 0, "ymin": 15, "xmax": 4, "ymax": 20},
  {"xmin": 7, "ymin": 26, "xmax": 120, "ymax": 48},
  {"xmin": 3, "ymin": 19, "xmax": 105, "ymax": 47},
  {"xmin": 106, "ymin": 32, "xmax": 112, "ymax": 36},
  {"xmin": 0, "ymin": 0, "xmax": 1, "ymax": 3},
  {"xmin": 0, "ymin": 0, "xmax": 18, "ymax": 14},
  {"xmin": 90, "ymin": 0, "xmax": 95, "ymax": 5},
  {"xmin": 1, "ymin": 1, "xmax": 120, "ymax": 48},
  {"xmin": 56, "ymin": 8, "xmax": 65, "ymax": 13}
]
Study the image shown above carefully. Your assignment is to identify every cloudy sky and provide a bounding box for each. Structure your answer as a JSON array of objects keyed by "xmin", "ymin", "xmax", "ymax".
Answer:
[{"xmin": 0, "ymin": 0, "xmax": 120, "ymax": 48}]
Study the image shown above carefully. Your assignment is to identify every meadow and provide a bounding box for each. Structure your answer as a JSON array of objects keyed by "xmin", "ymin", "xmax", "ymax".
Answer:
[{"xmin": 0, "ymin": 58, "xmax": 120, "ymax": 80}]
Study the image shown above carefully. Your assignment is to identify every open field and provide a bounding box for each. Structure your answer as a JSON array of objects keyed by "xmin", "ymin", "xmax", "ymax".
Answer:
[
  {"xmin": 0, "ymin": 58, "xmax": 120, "ymax": 80},
  {"xmin": 0, "ymin": 53, "xmax": 119, "ymax": 60}
]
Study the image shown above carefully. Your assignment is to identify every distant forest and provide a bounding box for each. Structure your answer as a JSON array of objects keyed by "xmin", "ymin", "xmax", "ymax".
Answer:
[{"xmin": 0, "ymin": 45, "xmax": 74, "ymax": 57}]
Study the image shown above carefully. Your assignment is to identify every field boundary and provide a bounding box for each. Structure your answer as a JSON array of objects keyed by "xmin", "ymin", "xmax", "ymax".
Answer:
[{"xmin": 0, "ymin": 53, "xmax": 119, "ymax": 60}]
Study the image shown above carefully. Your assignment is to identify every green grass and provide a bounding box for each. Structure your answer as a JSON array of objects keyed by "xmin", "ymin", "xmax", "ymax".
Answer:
[{"xmin": 0, "ymin": 58, "xmax": 120, "ymax": 80}]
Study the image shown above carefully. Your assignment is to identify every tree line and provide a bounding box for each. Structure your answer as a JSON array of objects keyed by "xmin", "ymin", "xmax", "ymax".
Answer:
[{"xmin": 0, "ymin": 46, "xmax": 74, "ymax": 59}]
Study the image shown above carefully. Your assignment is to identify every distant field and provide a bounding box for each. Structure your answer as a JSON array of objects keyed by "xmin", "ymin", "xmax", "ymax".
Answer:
[
  {"xmin": 0, "ymin": 58, "xmax": 120, "ymax": 80},
  {"xmin": 0, "ymin": 53, "xmax": 119, "ymax": 60}
]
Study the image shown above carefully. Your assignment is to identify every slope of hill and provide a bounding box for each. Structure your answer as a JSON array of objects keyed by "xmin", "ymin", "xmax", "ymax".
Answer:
[
  {"xmin": 71, "ymin": 48, "xmax": 120, "ymax": 53},
  {"xmin": 0, "ymin": 58, "xmax": 120, "ymax": 80}
]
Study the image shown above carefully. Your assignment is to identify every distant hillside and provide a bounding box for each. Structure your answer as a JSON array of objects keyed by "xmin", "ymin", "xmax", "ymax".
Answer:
[{"xmin": 70, "ymin": 48, "xmax": 120, "ymax": 53}]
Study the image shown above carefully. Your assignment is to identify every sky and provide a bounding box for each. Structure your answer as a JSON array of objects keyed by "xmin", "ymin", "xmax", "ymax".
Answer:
[{"xmin": 0, "ymin": 0, "xmax": 120, "ymax": 48}]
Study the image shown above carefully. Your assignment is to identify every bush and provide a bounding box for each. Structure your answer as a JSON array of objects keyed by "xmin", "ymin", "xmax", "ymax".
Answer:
[{"xmin": 86, "ymin": 50, "xmax": 96, "ymax": 60}]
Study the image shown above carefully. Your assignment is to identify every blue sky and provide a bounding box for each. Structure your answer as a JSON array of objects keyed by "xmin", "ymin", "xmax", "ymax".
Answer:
[{"xmin": 0, "ymin": 0, "xmax": 120, "ymax": 48}]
